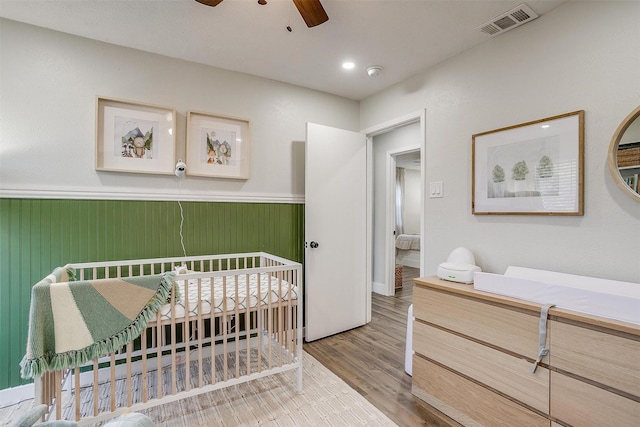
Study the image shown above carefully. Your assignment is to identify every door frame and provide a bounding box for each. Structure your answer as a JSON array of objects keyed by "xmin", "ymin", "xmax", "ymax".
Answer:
[
  {"xmin": 362, "ymin": 109, "xmax": 426, "ymax": 314},
  {"xmin": 385, "ymin": 146, "xmax": 422, "ymax": 296}
]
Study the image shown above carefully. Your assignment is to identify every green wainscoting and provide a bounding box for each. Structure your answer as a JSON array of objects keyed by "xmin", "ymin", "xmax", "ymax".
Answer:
[{"xmin": 0, "ymin": 198, "xmax": 304, "ymax": 390}]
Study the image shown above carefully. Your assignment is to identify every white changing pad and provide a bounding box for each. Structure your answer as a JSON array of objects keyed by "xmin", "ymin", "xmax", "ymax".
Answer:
[
  {"xmin": 474, "ymin": 267, "xmax": 640, "ymax": 325},
  {"xmin": 159, "ymin": 273, "xmax": 298, "ymax": 321}
]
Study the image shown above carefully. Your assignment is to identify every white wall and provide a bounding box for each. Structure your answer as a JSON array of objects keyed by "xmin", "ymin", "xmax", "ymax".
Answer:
[
  {"xmin": 371, "ymin": 122, "xmax": 421, "ymax": 286},
  {"xmin": 0, "ymin": 19, "xmax": 359, "ymax": 203},
  {"xmin": 362, "ymin": 1, "xmax": 640, "ymax": 283},
  {"xmin": 403, "ymin": 169, "xmax": 420, "ymax": 235}
]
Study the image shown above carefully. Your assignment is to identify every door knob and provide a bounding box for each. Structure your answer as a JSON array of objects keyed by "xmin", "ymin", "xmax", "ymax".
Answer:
[{"xmin": 310, "ymin": 241, "xmax": 319, "ymax": 248}]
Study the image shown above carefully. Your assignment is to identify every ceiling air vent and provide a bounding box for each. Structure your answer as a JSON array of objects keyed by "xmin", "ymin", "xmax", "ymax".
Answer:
[{"xmin": 477, "ymin": 3, "xmax": 539, "ymax": 37}]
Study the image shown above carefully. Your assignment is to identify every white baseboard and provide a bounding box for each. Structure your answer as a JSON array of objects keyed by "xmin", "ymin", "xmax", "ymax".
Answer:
[
  {"xmin": 0, "ymin": 383, "xmax": 34, "ymax": 407},
  {"xmin": 372, "ymin": 281, "xmax": 387, "ymax": 295},
  {"xmin": 399, "ymin": 259, "xmax": 420, "ymax": 269},
  {"xmin": 396, "ymin": 249, "xmax": 421, "ymax": 270}
]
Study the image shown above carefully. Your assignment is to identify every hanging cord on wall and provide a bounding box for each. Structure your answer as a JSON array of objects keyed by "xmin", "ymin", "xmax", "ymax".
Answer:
[
  {"xmin": 178, "ymin": 200, "xmax": 187, "ymax": 258},
  {"xmin": 177, "ymin": 177, "xmax": 187, "ymax": 259}
]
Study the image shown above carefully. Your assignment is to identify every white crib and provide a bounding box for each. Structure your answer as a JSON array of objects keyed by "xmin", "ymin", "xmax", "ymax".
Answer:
[{"xmin": 30, "ymin": 252, "xmax": 302, "ymax": 425}]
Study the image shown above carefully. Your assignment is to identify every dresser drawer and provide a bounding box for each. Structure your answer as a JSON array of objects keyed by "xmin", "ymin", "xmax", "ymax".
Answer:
[
  {"xmin": 414, "ymin": 321, "xmax": 549, "ymax": 413},
  {"xmin": 412, "ymin": 356, "xmax": 549, "ymax": 427},
  {"xmin": 413, "ymin": 285, "xmax": 543, "ymax": 360},
  {"xmin": 551, "ymin": 371, "xmax": 640, "ymax": 427},
  {"xmin": 550, "ymin": 320, "xmax": 640, "ymax": 397}
]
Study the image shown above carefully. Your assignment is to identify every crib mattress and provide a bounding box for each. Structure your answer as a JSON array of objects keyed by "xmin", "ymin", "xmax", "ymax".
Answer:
[{"xmin": 158, "ymin": 273, "xmax": 298, "ymax": 321}]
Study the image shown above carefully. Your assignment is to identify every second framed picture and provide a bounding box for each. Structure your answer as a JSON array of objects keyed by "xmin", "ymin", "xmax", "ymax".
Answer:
[
  {"xmin": 186, "ymin": 111, "xmax": 251, "ymax": 179},
  {"xmin": 472, "ymin": 110, "xmax": 585, "ymax": 215}
]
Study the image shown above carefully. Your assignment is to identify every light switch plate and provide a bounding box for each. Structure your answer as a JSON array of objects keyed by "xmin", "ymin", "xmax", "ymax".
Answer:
[{"xmin": 430, "ymin": 181, "xmax": 443, "ymax": 198}]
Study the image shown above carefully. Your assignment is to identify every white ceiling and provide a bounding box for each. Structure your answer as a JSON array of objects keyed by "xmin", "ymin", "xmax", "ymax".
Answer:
[{"xmin": 0, "ymin": 0, "xmax": 566, "ymax": 101}]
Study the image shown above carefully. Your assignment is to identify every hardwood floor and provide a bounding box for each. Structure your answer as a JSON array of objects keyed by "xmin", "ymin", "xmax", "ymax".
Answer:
[{"xmin": 304, "ymin": 266, "xmax": 458, "ymax": 427}]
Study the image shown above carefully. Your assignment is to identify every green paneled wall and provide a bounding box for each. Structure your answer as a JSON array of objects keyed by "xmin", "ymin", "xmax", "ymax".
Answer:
[{"xmin": 0, "ymin": 198, "xmax": 304, "ymax": 390}]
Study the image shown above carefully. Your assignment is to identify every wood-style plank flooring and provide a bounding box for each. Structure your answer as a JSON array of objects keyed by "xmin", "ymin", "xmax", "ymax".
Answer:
[{"xmin": 304, "ymin": 266, "xmax": 458, "ymax": 427}]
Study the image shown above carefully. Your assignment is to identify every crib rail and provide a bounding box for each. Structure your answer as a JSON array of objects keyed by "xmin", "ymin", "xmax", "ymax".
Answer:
[
  {"xmin": 36, "ymin": 253, "xmax": 302, "ymax": 425},
  {"xmin": 68, "ymin": 252, "xmax": 295, "ymax": 280}
]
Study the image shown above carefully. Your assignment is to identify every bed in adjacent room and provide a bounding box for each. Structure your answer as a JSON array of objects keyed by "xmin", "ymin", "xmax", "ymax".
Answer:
[{"xmin": 395, "ymin": 234, "xmax": 420, "ymax": 269}]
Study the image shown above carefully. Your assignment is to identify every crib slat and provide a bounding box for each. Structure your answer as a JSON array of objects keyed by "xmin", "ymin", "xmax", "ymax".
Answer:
[
  {"xmin": 293, "ymin": 303, "xmax": 297, "ymax": 360},
  {"xmin": 74, "ymin": 368, "xmax": 80, "ymax": 421},
  {"xmin": 55, "ymin": 370, "xmax": 62, "ymax": 420},
  {"xmin": 47, "ymin": 372, "xmax": 53, "ymax": 417},
  {"xmin": 281, "ymin": 273, "xmax": 288, "ymax": 360},
  {"xmin": 184, "ymin": 278, "xmax": 191, "ymax": 393},
  {"xmin": 278, "ymin": 272, "xmax": 284, "ymax": 366},
  {"xmin": 41, "ymin": 374, "xmax": 49, "ymax": 418},
  {"xmin": 257, "ymin": 273, "xmax": 263, "ymax": 373},
  {"xmin": 170, "ymin": 283, "xmax": 177, "ymax": 395},
  {"xmin": 126, "ymin": 342, "xmax": 132, "ymax": 407},
  {"xmin": 209, "ymin": 278, "xmax": 216, "ymax": 386},
  {"xmin": 222, "ymin": 276, "xmax": 228, "ymax": 382},
  {"xmin": 156, "ymin": 312, "xmax": 162, "ymax": 400},
  {"xmin": 142, "ymin": 327, "xmax": 148, "ymax": 403},
  {"xmin": 286, "ymin": 272, "xmax": 293, "ymax": 359},
  {"xmin": 245, "ymin": 273, "xmax": 250, "ymax": 375},
  {"xmin": 93, "ymin": 360, "xmax": 99, "ymax": 416},
  {"xmin": 267, "ymin": 274, "xmax": 273, "ymax": 370},
  {"xmin": 110, "ymin": 353, "xmax": 116, "ymax": 412},
  {"xmin": 234, "ymin": 274, "xmax": 240, "ymax": 380},
  {"xmin": 197, "ymin": 278, "xmax": 203, "ymax": 388},
  {"xmin": 38, "ymin": 375, "xmax": 45, "ymax": 419}
]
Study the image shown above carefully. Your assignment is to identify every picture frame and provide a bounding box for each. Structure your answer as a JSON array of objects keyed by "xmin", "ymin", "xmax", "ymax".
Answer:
[
  {"xmin": 472, "ymin": 110, "xmax": 584, "ymax": 215},
  {"xmin": 96, "ymin": 96, "xmax": 176, "ymax": 175},
  {"xmin": 186, "ymin": 111, "xmax": 251, "ymax": 179}
]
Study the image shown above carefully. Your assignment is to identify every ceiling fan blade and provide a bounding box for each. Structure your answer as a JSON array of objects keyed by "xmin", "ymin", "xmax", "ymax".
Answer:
[
  {"xmin": 195, "ymin": 0, "xmax": 224, "ymax": 6},
  {"xmin": 292, "ymin": 0, "xmax": 329, "ymax": 27}
]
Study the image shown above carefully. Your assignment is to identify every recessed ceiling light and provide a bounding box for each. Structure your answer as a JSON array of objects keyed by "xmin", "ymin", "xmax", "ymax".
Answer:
[
  {"xmin": 342, "ymin": 62, "xmax": 355, "ymax": 70},
  {"xmin": 541, "ymin": 124, "xmax": 550, "ymax": 128}
]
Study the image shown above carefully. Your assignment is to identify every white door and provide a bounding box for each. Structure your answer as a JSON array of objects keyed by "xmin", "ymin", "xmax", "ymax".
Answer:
[{"xmin": 305, "ymin": 123, "xmax": 367, "ymax": 342}]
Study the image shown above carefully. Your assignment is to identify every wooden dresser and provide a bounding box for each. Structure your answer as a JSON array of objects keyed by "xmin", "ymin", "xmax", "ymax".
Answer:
[{"xmin": 412, "ymin": 276, "xmax": 640, "ymax": 427}]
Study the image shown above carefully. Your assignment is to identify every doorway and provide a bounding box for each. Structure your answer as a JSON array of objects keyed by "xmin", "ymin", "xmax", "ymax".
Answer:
[
  {"xmin": 391, "ymin": 150, "xmax": 422, "ymax": 294},
  {"xmin": 364, "ymin": 110, "xmax": 425, "ymax": 300},
  {"xmin": 304, "ymin": 110, "xmax": 425, "ymax": 334}
]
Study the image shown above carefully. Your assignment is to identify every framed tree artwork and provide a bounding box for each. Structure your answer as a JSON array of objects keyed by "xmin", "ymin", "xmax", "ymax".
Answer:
[{"xmin": 472, "ymin": 110, "xmax": 584, "ymax": 215}]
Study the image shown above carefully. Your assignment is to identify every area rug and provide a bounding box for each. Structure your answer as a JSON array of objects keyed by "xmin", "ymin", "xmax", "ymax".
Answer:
[{"xmin": 136, "ymin": 351, "xmax": 397, "ymax": 426}]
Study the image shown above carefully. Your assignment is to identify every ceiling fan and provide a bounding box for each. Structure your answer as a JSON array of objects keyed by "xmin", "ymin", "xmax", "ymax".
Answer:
[{"xmin": 195, "ymin": 0, "xmax": 329, "ymax": 28}]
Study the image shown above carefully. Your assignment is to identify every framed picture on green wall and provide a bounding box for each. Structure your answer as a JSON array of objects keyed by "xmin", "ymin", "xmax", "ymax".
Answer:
[
  {"xmin": 96, "ymin": 96, "xmax": 177, "ymax": 175},
  {"xmin": 186, "ymin": 110, "xmax": 251, "ymax": 179}
]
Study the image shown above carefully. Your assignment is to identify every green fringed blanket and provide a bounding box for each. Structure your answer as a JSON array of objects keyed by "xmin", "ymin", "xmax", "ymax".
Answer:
[{"xmin": 20, "ymin": 266, "xmax": 176, "ymax": 379}]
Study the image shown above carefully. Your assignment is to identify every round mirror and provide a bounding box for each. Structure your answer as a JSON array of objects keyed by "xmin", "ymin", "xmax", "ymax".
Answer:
[{"xmin": 608, "ymin": 105, "xmax": 640, "ymax": 202}]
